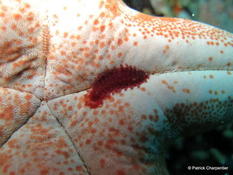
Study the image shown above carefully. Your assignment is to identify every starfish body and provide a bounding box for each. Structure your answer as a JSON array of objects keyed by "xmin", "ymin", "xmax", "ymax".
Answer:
[{"xmin": 0, "ymin": 0, "xmax": 233, "ymax": 175}]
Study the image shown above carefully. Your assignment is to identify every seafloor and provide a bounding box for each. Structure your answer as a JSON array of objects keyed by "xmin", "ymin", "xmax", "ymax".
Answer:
[{"xmin": 123, "ymin": 0, "xmax": 233, "ymax": 174}]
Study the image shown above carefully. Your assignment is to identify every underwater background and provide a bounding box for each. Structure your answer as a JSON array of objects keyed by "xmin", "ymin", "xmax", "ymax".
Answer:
[{"xmin": 123, "ymin": 0, "xmax": 233, "ymax": 174}]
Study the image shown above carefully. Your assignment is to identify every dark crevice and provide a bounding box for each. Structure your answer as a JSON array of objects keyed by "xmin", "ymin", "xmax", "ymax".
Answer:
[
  {"xmin": 123, "ymin": 0, "xmax": 164, "ymax": 16},
  {"xmin": 46, "ymin": 102, "xmax": 91, "ymax": 175}
]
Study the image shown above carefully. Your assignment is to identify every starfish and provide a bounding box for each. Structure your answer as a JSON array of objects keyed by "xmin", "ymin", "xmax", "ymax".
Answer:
[{"xmin": 0, "ymin": 0, "xmax": 232, "ymax": 175}]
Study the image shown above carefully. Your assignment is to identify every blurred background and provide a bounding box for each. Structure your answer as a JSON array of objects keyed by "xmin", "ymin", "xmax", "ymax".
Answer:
[
  {"xmin": 123, "ymin": 0, "xmax": 233, "ymax": 174},
  {"xmin": 123, "ymin": 0, "xmax": 233, "ymax": 32}
]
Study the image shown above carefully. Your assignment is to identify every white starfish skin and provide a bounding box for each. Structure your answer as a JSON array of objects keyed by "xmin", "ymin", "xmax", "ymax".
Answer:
[{"xmin": 0, "ymin": 0, "xmax": 232, "ymax": 175}]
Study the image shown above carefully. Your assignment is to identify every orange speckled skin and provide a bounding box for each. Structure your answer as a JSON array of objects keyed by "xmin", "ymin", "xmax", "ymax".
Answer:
[{"xmin": 0, "ymin": 0, "xmax": 233, "ymax": 175}]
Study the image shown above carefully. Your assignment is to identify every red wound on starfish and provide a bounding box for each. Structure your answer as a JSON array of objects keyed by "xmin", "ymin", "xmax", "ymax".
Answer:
[{"xmin": 85, "ymin": 65, "xmax": 149, "ymax": 108}]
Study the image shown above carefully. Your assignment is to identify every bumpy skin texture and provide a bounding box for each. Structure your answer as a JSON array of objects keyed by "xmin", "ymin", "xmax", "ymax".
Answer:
[{"xmin": 0, "ymin": 0, "xmax": 233, "ymax": 175}]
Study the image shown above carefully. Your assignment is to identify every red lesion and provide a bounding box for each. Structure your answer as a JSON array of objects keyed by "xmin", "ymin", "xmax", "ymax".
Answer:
[{"xmin": 85, "ymin": 65, "xmax": 149, "ymax": 108}]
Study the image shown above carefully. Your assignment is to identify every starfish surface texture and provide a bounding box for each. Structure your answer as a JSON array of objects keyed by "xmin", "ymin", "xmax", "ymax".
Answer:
[{"xmin": 0, "ymin": 0, "xmax": 233, "ymax": 175}]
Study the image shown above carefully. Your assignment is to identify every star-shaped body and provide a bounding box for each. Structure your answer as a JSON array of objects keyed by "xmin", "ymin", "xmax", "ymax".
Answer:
[{"xmin": 0, "ymin": 0, "xmax": 233, "ymax": 175}]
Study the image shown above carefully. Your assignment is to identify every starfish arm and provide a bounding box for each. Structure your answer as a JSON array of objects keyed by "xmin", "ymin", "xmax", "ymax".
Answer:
[
  {"xmin": 113, "ymin": 1, "xmax": 233, "ymax": 137},
  {"xmin": 47, "ymin": 69, "xmax": 233, "ymax": 175},
  {"xmin": 0, "ymin": 88, "xmax": 40, "ymax": 146},
  {"xmin": 0, "ymin": 102, "xmax": 89, "ymax": 175},
  {"xmin": 0, "ymin": 0, "xmax": 48, "ymax": 99},
  {"xmin": 48, "ymin": 91, "xmax": 170, "ymax": 175},
  {"xmin": 115, "ymin": 2, "xmax": 233, "ymax": 73},
  {"xmin": 40, "ymin": 0, "xmax": 233, "ymax": 99},
  {"xmin": 143, "ymin": 70, "xmax": 233, "ymax": 135}
]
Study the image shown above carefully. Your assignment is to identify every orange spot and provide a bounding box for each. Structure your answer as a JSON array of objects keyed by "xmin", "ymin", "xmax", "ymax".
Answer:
[
  {"xmin": 104, "ymin": 0, "xmax": 121, "ymax": 17},
  {"xmin": 1, "ymin": 26, "xmax": 6, "ymax": 31},
  {"xmin": 117, "ymin": 52, "xmax": 123, "ymax": 57},
  {"xmin": 124, "ymin": 37, "xmax": 129, "ymax": 42},
  {"xmin": 161, "ymin": 80, "xmax": 168, "ymax": 84},
  {"xmin": 134, "ymin": 12, "xmax": 154, "ymax": 22},
  {"xmin": 160, "ymin": 17, "xmax": 178, "ymax": 22},
  {"xmin": 27, "ymin": 16, "xmax": 34, "ymax": 21},
  {"xmin": 13, "ymin": 14, "xmax": 22, "ymax": 20},
  {"xmin": 70, "ymin": 120, "xmax": 78, "ymax": 127},
  {"xmin": 107, "ymin": 139, "xmax": 117, "ymax": 145},
  {"xmin": 8, "ymin": 139, "xmax": 19, "ymax": 149},
  {"xmin": 140, "ymin": 87, "xmax": 146, "ymax": 91},
  {"xmin": 76, "ymin": 166, "xmax": 83, "ymax": 171},
  {"xmin": 133, "ymin": 41, "xmax": 138, "ymax": 46},
  {"xmin": 97, "ymin": 140, "xmax": 103, "ymax": 146},
  {"xmin": 0, "ymin": 12, "xmax": 5, "ymax": 17},
  {"xmin": 24, "ymin": 94, "xmax": 32, "ymax": 100},
  {"xmin": 117, "ymin": 39, "xmax": 123, "ymax": 46},
  {"xmin": 208, "ymin": 57, "xmax": 213, "ymax": 62},
  {"xmin": 182, "ymin": 88, "xmax": 191, "ymax": 93},
  {"xmin": 118, "ymin": 119, "xmax": 125, "ymax": 125},
  {"xmin": 77, "ymin": 26, "xmax": 82, "ymax": 31},
  {"xmin": 24, "ymin": 3, "xmax": 31, "ymax": 8},
  {"xmin": 60, "ymin": 50, "xmax": 66, "ymax": 56},
  {"xmin": 99, "ymin": 41, "xmax": 105, "ymax": 48},
  {"xmin": 85, "ymin": 139, "xmax": 92, "ymax": 144},
  {"xmin": 63, "ymin": 32, "xmax": 68, "ymax": 38},
  {"xmin": 100, "ymin": 25, "xmax": 105, "ymax": 32},
  {"xmin": 55, "ymin": 150, "xmax": 70, "ymax": 159},
  {"xmin": 11, "ymin": 24, "xmax": 17, "ymax": 30},
  {"xmin": 1, "ymin": 106, "xmax": 14, "ymax": 120},
  {"xmin": 28, "ymin": 27, "xmax": 34, "ymax": 34},
  {"xmin": 67, "ymin": 167, "xmax": 73, "ymax": 171},
  {"xmin": 71, "ymin": 42, "xmax": 77, "ymax": 47},
  {"xmin": 93, "ymin": 19, "xmax": 99, "ymax": 25},
  {"xmin": 209, "ymin": 75, "xmax": 214, "ymax": 79}
]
